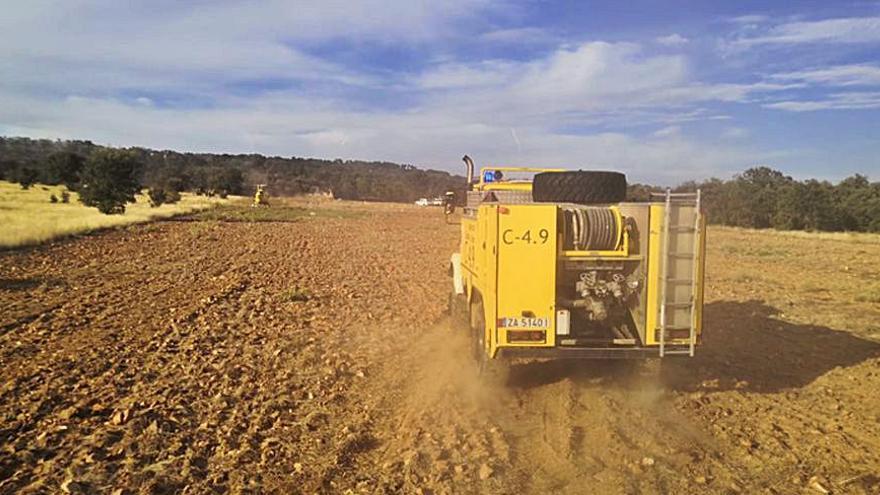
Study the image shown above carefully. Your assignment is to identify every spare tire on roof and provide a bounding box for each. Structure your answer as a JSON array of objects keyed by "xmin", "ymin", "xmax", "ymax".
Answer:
[{"xmin": 532, "ymin": 170, "xmax": 627, "ymax": 204}]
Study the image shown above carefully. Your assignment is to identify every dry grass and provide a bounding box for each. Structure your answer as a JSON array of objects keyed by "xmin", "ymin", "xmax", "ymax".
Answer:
[
  {"xmin": 855, "ymin": 284, "xmax": 880, "ymax": 304},
  {"xmin": 708, "ymin": 226, "xmax": 880, "ymax": 339},
  {"xmin": 720, "ymin": 225, "xmax": 880, "ymax": 245},
  {"xmin": 0, "ymin": 180, "xmax": 231, "ymax": 248}
]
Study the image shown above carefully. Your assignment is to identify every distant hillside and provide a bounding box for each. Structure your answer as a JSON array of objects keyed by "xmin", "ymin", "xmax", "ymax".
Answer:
[
  {"xmin": 0, "ymin": 136, "xmax": 465, "ymax": 203},
  {"xmin": 3, "ymin": 136, "xmax": 878, "ymax": 233}
]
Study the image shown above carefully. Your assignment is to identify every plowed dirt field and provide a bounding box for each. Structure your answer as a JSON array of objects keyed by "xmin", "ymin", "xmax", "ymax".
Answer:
[{"xmin": 2, "ymin": 201, "xmax": 879, "ymax": 494}]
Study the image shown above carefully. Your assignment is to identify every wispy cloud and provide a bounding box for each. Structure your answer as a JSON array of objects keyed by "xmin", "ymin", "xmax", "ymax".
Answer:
[
  {"xmin": 1, "ymin": 3, "xmax": 876, "ymax": 182},
  {"xmin": 415, "ymin": 61, "xmax": 518, "ymax": 90},
  {"xmin": 721, "ymin": 127, "xmax": 750, "ymax": 139},
  {"xmin": 415, "ymin": 41, "xmax": 793, "ymax": 118},
  {"xmin": 656, "ymin": 33, "xmax": 689, "ymax": 46},
  {"xmin": 771, "ymin": 64, "xmax": 880, "ymax": 86},
  {"xmin": 480, "ymin": 27, "xmax": 557, "ymax": 45},
  {"xmin": 0, "ymin": 29, "xmax": 792, "ymax": 181},
  {"xmin": 652, "ymin": 125, "xmax": 682, "ymax": 138},
  {"xmin": 731, "ymin": 16, "xmax": 880, "ymax": 47},
  {"xmin": 764, "ymin": 92, "xmax": 880, "ymax": 111},
  {"xmin": 729, "ymin": 15, "xmax": 770, "ymax": 25}
]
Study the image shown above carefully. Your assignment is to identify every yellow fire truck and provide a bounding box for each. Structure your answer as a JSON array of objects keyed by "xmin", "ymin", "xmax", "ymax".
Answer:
[{"xmin": 449, "ymin": 156, "xmax": 706, "ymax": 376}]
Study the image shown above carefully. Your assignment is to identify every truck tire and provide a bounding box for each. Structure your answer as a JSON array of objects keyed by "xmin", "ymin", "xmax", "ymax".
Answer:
[
  {"xmin": 470, "ymin": 298, "xmax": 508, "ymax": 385},
  {"xmin": 448, "ymin": 291, "xmax": 468, "ymax": 330},
  {"xmin": 532, "ymin": 171, "xmax": 627, "ymax": 204}
]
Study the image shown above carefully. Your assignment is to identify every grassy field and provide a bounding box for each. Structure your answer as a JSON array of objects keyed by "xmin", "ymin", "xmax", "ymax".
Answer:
[
  {"xmin": 0, "ymin": 180, "xmax": 230, "ymax": 248},
  {"xmin": 707, "ymin": 225, "xmax": 880, "ymax": 338},
  {"xmin": 718, "ymin": 225, "xmax": 880, "ymax": 245},
  {"xmin": 189, "ymin": 195, "xmax": 365, "ymax": 222}
]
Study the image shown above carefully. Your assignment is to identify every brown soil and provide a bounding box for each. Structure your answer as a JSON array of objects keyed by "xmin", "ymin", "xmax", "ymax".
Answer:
[{"xmin": 1, "ymin": 203, "xmax": 879, "ymax": 494}]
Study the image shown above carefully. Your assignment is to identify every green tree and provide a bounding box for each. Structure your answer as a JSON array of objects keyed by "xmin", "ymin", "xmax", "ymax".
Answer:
[
  {"xmin": 774, "ymin": 180, "xmax": 840, "ymax": 231},
  {"xmin": 773, "ymin": 183, "xmax": 808, "ymax": 230},
  {"xmin": 11, "ymin": 166, "xmax": 39, "ymax": 189},
  {"xmin": 147, "ymin": 185, "xmax": 181, "ymax": 207},
  {"xmin": 79, "ymin": 149, "xmax": 143, "ymax": 214},
  {"xmin": 0, "ymin": 159, "xmax": 18, "ymax": 181},
  {"xmin": 834, "ymin": 174, "xmax": 879, "ymax": 231},
  {"xmin": 626, "ymin": 183, "xmax": 655, "ymax": 202},
  {"xmin": 734, "ymin": 167, "xmax": 793, "ymax": 228},
  {"xmin": 208, "ymin": 167, "xmax": 244, "ymax": 197},
  {"xmin": 43, "ymin": 151, "xmax": 85, "ymax": 188}
]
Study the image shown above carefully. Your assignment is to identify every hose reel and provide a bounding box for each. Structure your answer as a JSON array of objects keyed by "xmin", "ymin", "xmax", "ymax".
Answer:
[{"xmin": 562, "ymin": 207, "xmax": 622, "ymax": 251}]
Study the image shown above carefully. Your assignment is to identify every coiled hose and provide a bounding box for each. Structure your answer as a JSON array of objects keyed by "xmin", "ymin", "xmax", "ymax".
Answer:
[{"xmin": 562, "ymin": 207, "xmax": 620, "ymax": 251}]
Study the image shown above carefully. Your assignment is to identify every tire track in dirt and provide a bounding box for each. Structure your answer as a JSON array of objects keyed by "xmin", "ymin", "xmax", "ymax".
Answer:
[
  {"xmin": 502, "ymin": 361, "xmax": 742, "ymax": 494},
  {"xmin": 357, "ymin": 319, "xmax": 744, "ymax": 494}
]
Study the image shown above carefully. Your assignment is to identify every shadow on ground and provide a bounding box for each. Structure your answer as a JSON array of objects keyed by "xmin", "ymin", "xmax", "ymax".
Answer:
[
  {"xmin": 663, "ymin": 299, "xmax": 880, "ymax": 393},
  {"xmin": 505, "ymin": 300, "xmax": 880, "ymax": 393}
]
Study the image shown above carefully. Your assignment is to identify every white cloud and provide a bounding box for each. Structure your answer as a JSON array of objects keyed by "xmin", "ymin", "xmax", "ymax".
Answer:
[
  {"xmin": 729, "ymin": 15, "xmax": 770, "ymax": 25},
  {"xmin": 656, "ymin": 33, "xmax": 689, "ymax": 46},
  {"xmin": 480, "ymin": 27, "xmax": 556, "ymax": 44},
  {"xmin": 771, "ymin": 64, "xmax": 880, "ymax": 87},
  {"xmin": 507, "ymin": 42, "xmax": 687, "ymax": 108},
  {"xmin": 415, "ymin": 41, "xmax": 746, "ymax": 120},
  {"xmin": 416, "ymin": 61, "xmax": 518, "ymax": 89},
  {"xmin": 652, "ymin": 126, "xmax": 681, "ymax": 138},
  {"xmin": 764, "ymin": 92, "xmax": 880, "ymax": 111},
  {"xmin": 721, "ymin": 127, "xmax": 749, "ymax": 139},
  {"xmin": 417, "ymin": 42, "xmax": 807, "ymax": 132},
  {"xmin": 0, "ymin": 0, "xmax": 506, "ymax": 96},
  {"xmin": 732, "ymin": 16, "xmax": 880, "ymax": 47},
  {"xmin": 0, "ymin": 2, "xmax": 809, "ymax": 183},
  {"xmin": 0, "ymin": 86, "xmax": 779, "ymax": 184}
]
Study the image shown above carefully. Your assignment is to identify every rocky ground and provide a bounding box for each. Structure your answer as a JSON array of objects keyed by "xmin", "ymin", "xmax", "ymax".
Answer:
[{"xmin": 1, "ymin": 201, "xmax": 879, "ymax": 494}]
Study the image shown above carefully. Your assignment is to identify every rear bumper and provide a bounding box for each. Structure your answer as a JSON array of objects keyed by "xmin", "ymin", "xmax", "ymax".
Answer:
[{"xmin": 497, "ymin": 346, "xmax": 693, "ymax": 360}]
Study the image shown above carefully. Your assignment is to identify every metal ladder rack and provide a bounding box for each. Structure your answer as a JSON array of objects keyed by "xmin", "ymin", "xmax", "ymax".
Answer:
[{"xmin": 653, "ymin": 189, "xmax": 702, "ymax": 357}]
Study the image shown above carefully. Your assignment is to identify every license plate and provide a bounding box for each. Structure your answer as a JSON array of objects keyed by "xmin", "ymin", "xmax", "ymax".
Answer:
[{"xmin": 499, "ymin": 317, "xmax": 549, "ymax": 328}]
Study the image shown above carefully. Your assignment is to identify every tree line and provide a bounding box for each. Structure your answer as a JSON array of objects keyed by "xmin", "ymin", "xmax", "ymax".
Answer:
[
  {"xmin": 628, "ymin": 167, "xmax": 880, "ymax": 233},
  {"xmin": 0, "ymin": 137, "xmax": 464, "ymax": 213},
  {"xmin": 2, "ymin": 137, "xmax": 877, "ymax": 231}
]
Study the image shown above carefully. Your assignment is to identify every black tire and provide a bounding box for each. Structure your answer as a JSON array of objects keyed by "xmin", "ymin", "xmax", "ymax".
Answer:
[
  {"xmin": 532, "ymin": 171, "xmax": 627, "ymax": 204},
  {"xmin": 469, "ymin": 298, "xmax": 508, "ymax": 385},
  {"xmin": 448, "ymin": 291, "xmax": 468, "ymax": 330},
  {"xmin": 469, "ymin": 298, "xmax": 484, "ymax": 364}
]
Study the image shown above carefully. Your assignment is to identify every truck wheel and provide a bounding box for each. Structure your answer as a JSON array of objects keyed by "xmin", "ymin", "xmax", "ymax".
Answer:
[
  {"xmin": 448, "ymin": 291, "xmax": 468, "ymax": 330},
  {"xmin": 469, "ymin": 299, "xmax": 484, "ymax": 364},
  {"xmin": 470, "ymin": 299, "xmax": 509, "ymax": 385},
  {"xmin": 532, "ymin": 171, "xmax": 627, "ymax": 204}
]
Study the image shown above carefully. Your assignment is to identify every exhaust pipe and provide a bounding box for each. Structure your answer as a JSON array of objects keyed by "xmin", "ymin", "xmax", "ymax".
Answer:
[{"xmin": 462, "ymin": 155, "xmax": 475, "ymax": 188}]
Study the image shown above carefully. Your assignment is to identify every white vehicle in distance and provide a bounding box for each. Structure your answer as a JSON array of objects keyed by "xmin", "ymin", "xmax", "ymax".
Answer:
[{"xmin": 415, "ymin": 198, "xmax": 429, "ymax": 206}]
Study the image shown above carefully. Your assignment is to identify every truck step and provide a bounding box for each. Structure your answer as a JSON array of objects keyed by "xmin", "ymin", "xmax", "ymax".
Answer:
[
  {"xmin": 660, "ymin": 325, "xmax": 694, "ymax": 331},
  {"xmin": 663, "ymin": 302, "xmax": 694, "ymax": 308},
  {"xmin": 667, "ymin": 252, "xmax": 695, "ymax": 258},
  {"xmin": 661, "ymin": 349, "xmax": 694, "ymax": 356}
]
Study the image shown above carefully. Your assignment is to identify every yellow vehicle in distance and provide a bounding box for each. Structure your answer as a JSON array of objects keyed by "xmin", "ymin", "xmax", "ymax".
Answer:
[
  {"xmin": 448, "ymin": 156, "xmax": 706, "ymax": 377},
  {"xmin": 252, "ymin": 184, "xmax": 269, "ymax": 207}
]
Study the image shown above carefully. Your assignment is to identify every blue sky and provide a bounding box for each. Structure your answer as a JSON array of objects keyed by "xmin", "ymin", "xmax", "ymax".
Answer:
[{"xmin": 1, "ymin": 1, "xmax": 879, "ymax": 184}]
